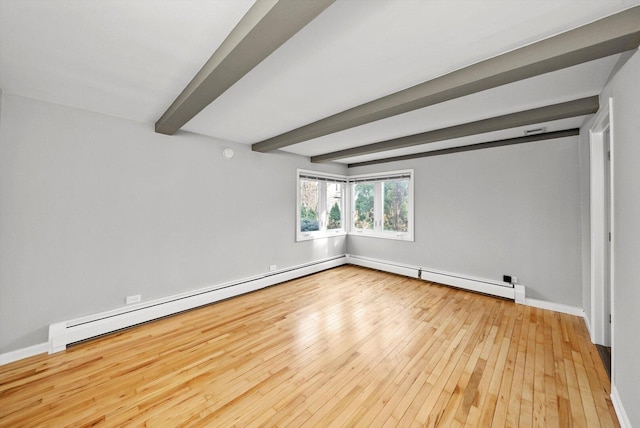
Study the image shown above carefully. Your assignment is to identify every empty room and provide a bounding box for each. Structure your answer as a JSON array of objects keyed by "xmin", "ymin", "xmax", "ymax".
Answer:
[{"xmin": 1, "ymin": 0, "xmax": 639, "ymax": 426}]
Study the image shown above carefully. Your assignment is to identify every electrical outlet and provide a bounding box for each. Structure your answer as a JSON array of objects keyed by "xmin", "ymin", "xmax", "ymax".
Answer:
[
  {"xmin": 269, "ymin": 265, "xmax": 277, "ymax": 272},
  {"xmin": 511, "ymin": 276, "xmax": 518, "ymax": 284},
  {"xmin": 125, "ymin": 295, "xmax": 141, "ymax": 305}
]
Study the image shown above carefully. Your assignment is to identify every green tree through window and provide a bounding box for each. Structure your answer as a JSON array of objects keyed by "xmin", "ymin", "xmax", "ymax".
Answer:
[
  {"xmin": 297, "ymin": 171, "xmax": 346, "ymax": 240},
  {"xmin": 300, "ymin": 179, "xmax": 319, "ymax": 232},
  {"xmin": 297, "ymin": 169, "xmax": 411, "ymax": 242},
  {"xmin": 383, "ymin": 180, "xmax": 409, "ymax": 232},
  {"xmin": 328, "ymin": 202, "xmax": 341, "ymax": 229},
  {"xmin": 349, "ymin": 171, "xmax": 413, "ymax": 241},
  {"xmin": 353, "ymin": 183, "xmax": 374, "ymax": 229}
]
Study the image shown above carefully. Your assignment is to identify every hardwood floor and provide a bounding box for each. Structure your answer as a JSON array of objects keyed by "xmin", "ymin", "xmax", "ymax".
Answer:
[{"xmin": 0, "ymin": 266, "xmax": 617, "ymax": 427}]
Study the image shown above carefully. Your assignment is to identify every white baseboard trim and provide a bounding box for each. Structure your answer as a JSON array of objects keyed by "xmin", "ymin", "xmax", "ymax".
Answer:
[
  {"xmin": 345, "ymin": 254, "xmax": 515, "ymax": 300},
  {"xmin": 7, "ymin": 255, "xmax": 588, "ymax": 365},
  {"xmin": 0, "ymin": 342, "xmax": 48, "ymax": 366},
  {"xmin": 525, "ymin": 298, "xmax": 585, "ymax": 317},
  {"xmin": 345, "ymin": 254, "xmax": 420, "ymax": 278},
  {"xmin": 514, "ymin": 284, "xmax": 526, "ymax": 304},
  {"xmin": 48, "ymin": 256, "xmax": 347, "ymax": 354},
  {"xmin": 420, "ymin": 268, "xmax": 515, "ymax": 300},
  {"xmin": 583, "ymin": 312, "xmax": 594, "ymax": 341},
  {"xmin": 611, "ymin": 384, "xmax": 631, "ymax": 428}
]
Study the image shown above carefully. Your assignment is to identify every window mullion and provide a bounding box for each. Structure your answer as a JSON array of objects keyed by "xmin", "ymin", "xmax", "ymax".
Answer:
[
  {"xmin": 374, "ymin": 182, "xmax": 383, "ymax": 231},
  {"xmin": 341, "ymin": 182, "xmax": 347, "ymax": 232},
  {"xmin": 319, "ymin": 181, "xmax": 327, "ymax": 231}
]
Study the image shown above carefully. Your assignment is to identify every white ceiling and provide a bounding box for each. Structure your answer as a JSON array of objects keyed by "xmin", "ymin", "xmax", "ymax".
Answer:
[
  {"xmin": 1, "ymin": 0, "xmax": 639, "ymax": 165},
  {"xmin": 0, "ymin": 0, "xmax": 255, "ymax": 122}
]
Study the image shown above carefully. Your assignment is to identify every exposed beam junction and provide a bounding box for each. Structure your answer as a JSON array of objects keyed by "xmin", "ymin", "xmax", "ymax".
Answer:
[
  {"xmin": 155, "ymin": 0, "xmax": 335, "ymax": 135},
  {"xmin": 311, "ymin": 96, "xmax": 598, "ymax": 163},
  {"xmin": 252, "ymin": 6, "xmax": 640, "ymax": 153}
]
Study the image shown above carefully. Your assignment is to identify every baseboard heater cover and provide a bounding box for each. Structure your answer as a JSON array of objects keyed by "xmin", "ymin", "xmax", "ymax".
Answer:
[
  {"xmin": 48, "ymin": 256, "xmax": 347, "ymax": 354},
  {"xmin": 346, "ymin": 254, "xmax": 515, "ymax": 300},
  {"xmin": 345, "ymin": 254, "xmax": 420, "ymax": 278},
  {"xmin": 419, "ymin": 269, "xmax": 515, "ymax": 300}
]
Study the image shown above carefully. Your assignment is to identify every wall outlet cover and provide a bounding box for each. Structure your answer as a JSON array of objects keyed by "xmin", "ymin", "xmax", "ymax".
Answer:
[{"xmin": 125, "ymin": 295, "xmax": 141, "ymax": 305}]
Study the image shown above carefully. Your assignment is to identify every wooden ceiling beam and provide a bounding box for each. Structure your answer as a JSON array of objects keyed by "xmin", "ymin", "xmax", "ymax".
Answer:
[
  {"xmin": 252, "ymin": 6, "xmax": 640, "ymax": 153},
  {"xmin": 155, "ymin": 0, "xmax": 335, "ymax": 135},
  {"xmin": 347, "ymin": 129, "xmax": 580, "ymax": 168},
  {"xmin": 311, "ymin": 96, "xmax": 598, "ymax": 163}
]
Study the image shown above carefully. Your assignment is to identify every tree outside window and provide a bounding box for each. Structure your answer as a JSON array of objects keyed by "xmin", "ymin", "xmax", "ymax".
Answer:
[
  {"xmin": 350, "ymin": 171, "xmax": 413, "ymax": 241},
  {"xmin": 297, "ymin": 169, "xmax": 411, "ymax": 242},
  {"xmin": 353, "ymin": 183, "xmax": 374, "ymax": 229},
  {"xmin": 300, "ymin": 179, "xmax": 319, "ymax": 232},
  {"xmin": 326, "ymin": 182, "xmax": 342, "ymax": 230},
  {"xmin": 383, "ymin": 179, "xmax": 409, "ymax": 232},
  {"xmin": 297, "ymin": 171, "xmax": 346, "ymax": 241}
]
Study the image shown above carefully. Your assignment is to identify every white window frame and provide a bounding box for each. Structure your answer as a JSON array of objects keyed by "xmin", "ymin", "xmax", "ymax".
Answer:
[
  {"xmin": 349, "ymin": 169, "xmax": 414, "ymax": 242},
  {"xmin": 296, "ymin": 169, "xmax": 347, "ymax": 241}
]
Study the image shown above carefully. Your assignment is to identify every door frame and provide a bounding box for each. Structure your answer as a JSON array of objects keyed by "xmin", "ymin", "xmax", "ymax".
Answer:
[{"xmin": 589, "ymin": 97, "xmax": 615, "ymax": 378}]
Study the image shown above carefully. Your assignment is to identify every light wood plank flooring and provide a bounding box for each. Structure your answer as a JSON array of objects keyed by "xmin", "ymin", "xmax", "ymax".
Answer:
[{"xmin": 0, "ymin": 266, "xmax": 617, "ymax": 427}]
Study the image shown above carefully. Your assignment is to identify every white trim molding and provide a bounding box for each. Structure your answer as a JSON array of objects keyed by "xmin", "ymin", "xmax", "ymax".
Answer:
[
  {"xmin": 524, "ymin": 298, "xmax": 585, "ymax": 317},
  {"xmin": 589, "ymin": 97, "xmax": 614, "ymax": 347},
  {"xmin": 0, "ymin": 342, "xmax": 48, "ymax": 366},
  {"xmin": 583, "ymin": 312, "xmax": 593, "ymax": 340},
  {"xmin": 345, "ymin": 254, "xmax": 420, "ymax": 278},
  {"xmin": 514, "ymin": 284, "xmax": 526, "ymax": 304},
  {"xmin": 611, "ymin": 384, "xmax": 631, "ymax": 428},
  {"xmin": 47, "ymin": 256, "xmax": 347, "ymax": 354},
  {"xmin": 346, "ymin": 254, "xmax": 515, "ymax": 300},
  {"xmin": 6, "ymin": 255, "xmax": 590, "ymax": 366},
  {"xmin": 420, "ymin": 268, "xmax": 514, "ymax": 300},
  {"xmin": 346, "ymin": 255, "xmax": 591, "ymax": 319}
]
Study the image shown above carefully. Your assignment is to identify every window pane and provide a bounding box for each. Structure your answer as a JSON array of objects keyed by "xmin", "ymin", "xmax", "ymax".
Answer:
[
  {"xmin": 353, "ymin": 182, "xmax": 375, "ymax": 229},
  {"xmin": 326, "ymin": 182, "xmax": 342, "ymax": 230},
  {"xmin": 383, "ymin": 179, "xmax": 409, "ymax": 232},
  {"xmin": 300, "ymin": 179, "xmax": 319, "ymax": 232}
]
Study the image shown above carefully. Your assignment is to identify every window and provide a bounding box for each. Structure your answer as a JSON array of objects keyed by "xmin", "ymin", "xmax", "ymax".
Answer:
[
  {"xmin": 350, "ymin": 170, "xmax": 414, "ymax": 241},
  {"xmin": 296, "ymin": 169, "xmax": 413, "ymax": 242},
  {"xmin": 297, "ymin": 170, "xmax": 347, "ymax": 241}
]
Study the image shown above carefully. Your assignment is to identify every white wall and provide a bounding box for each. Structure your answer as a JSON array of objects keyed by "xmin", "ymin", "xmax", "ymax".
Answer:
[
  {"xmin": 594, "ymin": 48, "xmax": 640, "ymax": 426},
  {"xmin": 348, "ymin": 136, "xmax": 585, "ymax": 306},
  {"xmin": 0, "ymin": 94, "xmax": 347, "ymax": 354}
]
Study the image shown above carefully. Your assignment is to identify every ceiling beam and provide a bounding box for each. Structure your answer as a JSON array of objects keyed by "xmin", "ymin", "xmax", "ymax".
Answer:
[
  {"xmin": 252, "ymin": 6, "xmax": 640, "ymax": 152},
  {"xmin": 155, "ymin": 0, "xmax": 335, "ymax": 135},
  {"xmin": 347, "ymin": 129, "xmax": 579, "ymax": 168},
  {"xmin": 311, "ymin": 96, "xmax": 598, "ymax": 163}
]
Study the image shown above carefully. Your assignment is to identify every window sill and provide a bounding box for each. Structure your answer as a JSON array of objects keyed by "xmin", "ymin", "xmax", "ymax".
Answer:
[
  {"xmin": 348, "ymin": 231, "xmax": 414, "ymax": 242},
  {"xmin": 296, "ymin": 230, "xmax": 347, "ymax": 242}
]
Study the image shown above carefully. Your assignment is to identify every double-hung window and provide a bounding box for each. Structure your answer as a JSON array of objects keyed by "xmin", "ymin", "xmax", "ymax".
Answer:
[
  {"xmin": 350, "ymin": 170, "xmax": 414, "ymax": 241},
  {"xmin": 297, "ymin": 169, "xmax": 347, "ymax": 241}
]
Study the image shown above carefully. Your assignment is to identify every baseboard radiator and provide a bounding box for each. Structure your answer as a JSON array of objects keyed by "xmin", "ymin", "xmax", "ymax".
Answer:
[
  {"xmin": 48, "ymin": 256, "xmax": 347, "ymax": 354},
  {"xmin": 346, "ymin": 254, "xmax": 517, "ymax": 300},
  {"xmin": 49, "ymin": 254, "xmax": 521, "ymax": 354}
]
